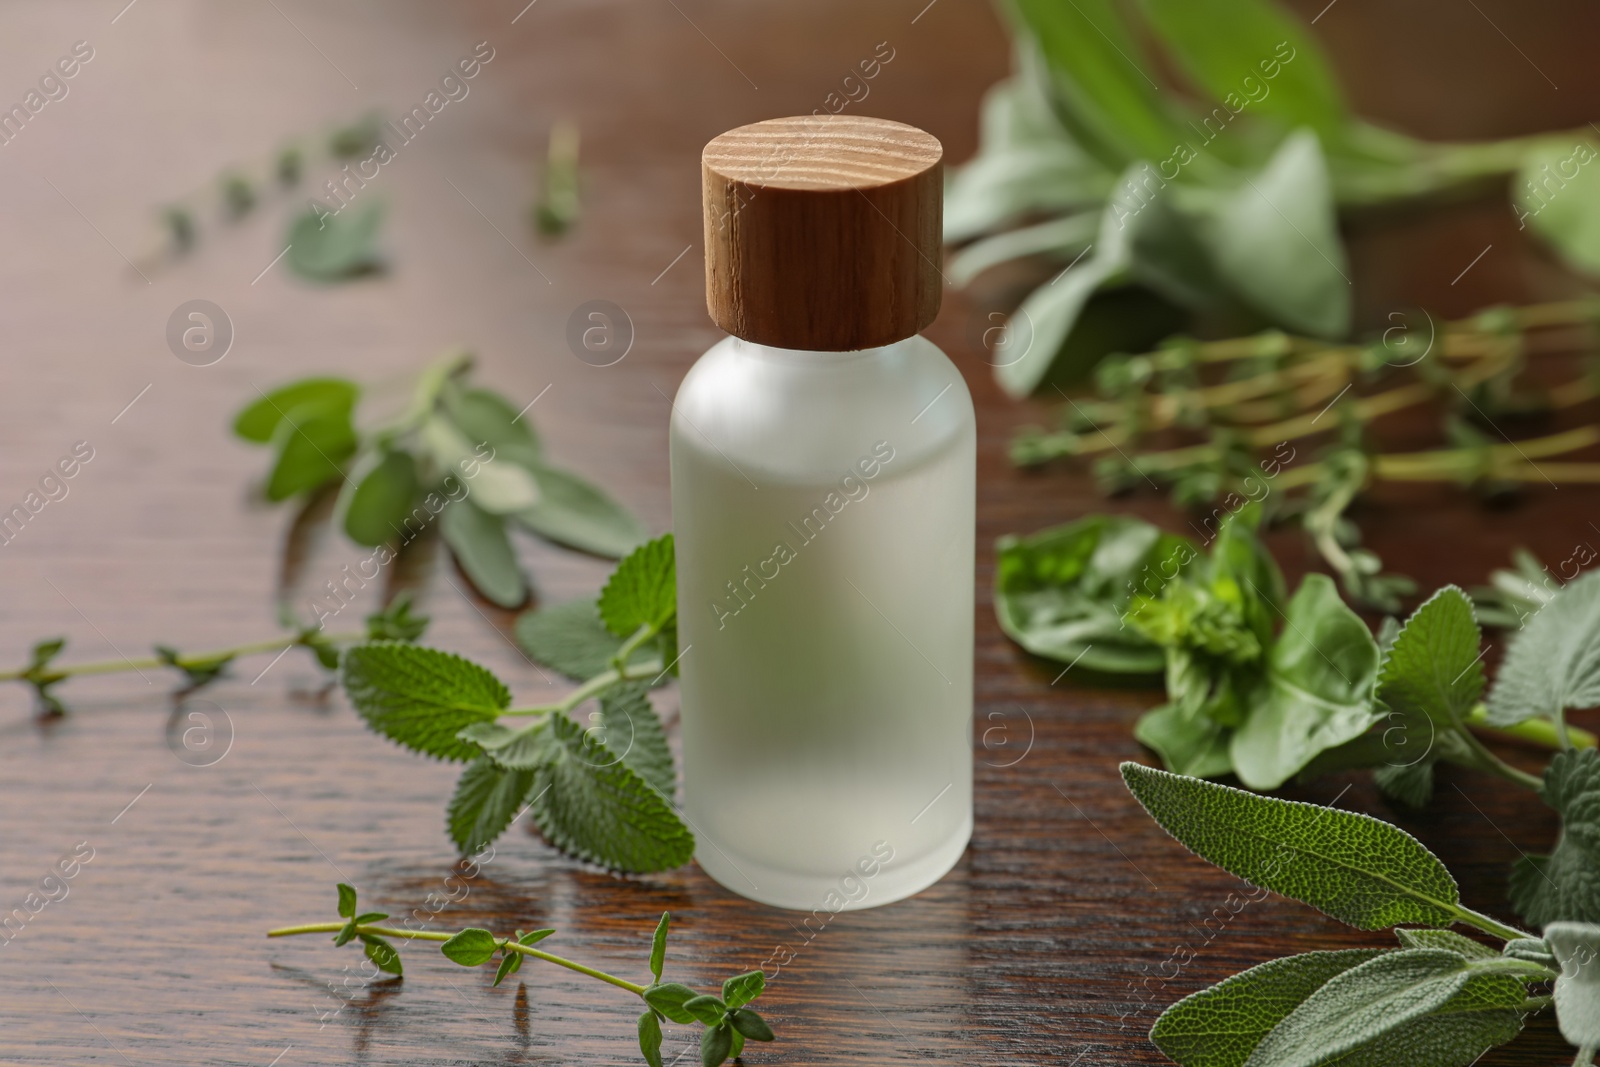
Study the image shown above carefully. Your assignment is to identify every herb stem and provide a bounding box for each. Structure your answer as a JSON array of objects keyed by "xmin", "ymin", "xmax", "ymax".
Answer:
[
  {"xmin": 1453, "ymin": 906, "xmax": 1534, "ymax": 945},
  {"xmin": 0, "ymin": 630, "xmax": 368, "ymax": 683},
  {"xmin": 1467, "ymin": 710, "xmax": 1597, "ymax": 752},
  {"xmin": 1520, "ymin": 995, "xmax": 1553, "ymax": 1013},
  {"xmin": 503, "ymin": 658, "xmax": 666, "ymax": 717},
  {"xmin": 1454, "ymin": 725, "xmax": 1546, "ymax": 792},
  {"xmin": 266, "ymin": 921, "xmax": 647, "ymax": 996}
]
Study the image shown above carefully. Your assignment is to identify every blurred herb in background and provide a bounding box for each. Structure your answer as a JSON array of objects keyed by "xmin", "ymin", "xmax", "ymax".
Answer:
[
  {"xmin": 234, "ymin": 352, "xmax": 647, "ymax": 608},
  {"xmin": 533, "ymin": 120, "xmax": 581, "ymax": 238},
  {"xmin": 950, "ymin": 0, "xmax": 1600, "ymax": 396}
]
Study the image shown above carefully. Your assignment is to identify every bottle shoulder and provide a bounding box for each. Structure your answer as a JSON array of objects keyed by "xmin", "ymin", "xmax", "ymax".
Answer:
[{"xmin": 671, "ymin": 334, "xmax": 973, "ymax": 484}]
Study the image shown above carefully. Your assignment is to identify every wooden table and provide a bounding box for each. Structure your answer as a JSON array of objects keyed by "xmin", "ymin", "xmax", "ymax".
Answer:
[{"xmin": 1, "ymin": 1, "xmax": 1595, "ymax": 1062}]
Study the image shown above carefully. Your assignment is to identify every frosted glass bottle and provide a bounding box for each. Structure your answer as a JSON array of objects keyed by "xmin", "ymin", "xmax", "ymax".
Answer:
[{"xmin": 675, "ymin": 116, "xmax": 973, "ymax": 910}]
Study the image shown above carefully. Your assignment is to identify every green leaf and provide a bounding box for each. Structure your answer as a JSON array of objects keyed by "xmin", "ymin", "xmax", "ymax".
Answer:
[
  {"xmin": 728, "ymin": 1008, "xmax": 773, "ymax": 1042},
  {"xmin": 727, "ymin": 1027, "xmax": 744, "ymax": 1063},
  {"xmin": 340, "ymin": 642, "xmax": 510, "ymax": 761},
  {"xmin": 1394, "ymin": 928, "xmax": 1498, "ymax": 960},
  {"xmin": 1373, "ymin": 750, "xmax": 1438, "ymax": 808},
  {"xmin": 421, "ymin": 415, "xmax": 541, "ymax": 515},
  {"xmin": 360, "ymin": 934, "xmax": 403, "ymax": 976},
  {"xmin": 1135, "ymin": 697, "xmax": 1234, "ymax": 779},
  {"xmin": 364, "ymin": 592, "xmax": 429, "ymax": 643},
  {"xmin": 683, "ymin": 994, "xmax": 727, "ymax": 1026},
  {"xmin": 265, "ymin": 401, "xmax": 358, "ymax": 501},
  {"xmin": 337, "ymin": 883, "xmax": 357, "ymax": 918},
  {"xmin": 721, "ymin": 970, "xmax": 763, "ymax": 1009},
  {"xmin": 1378, "ymin": 586, "xmax": 1484, "ymax": 728},
  {"xmin": 526, "ymin": 713, "xmax": 694, "ymax": 873},
  {"xmin": 1009, "ymin": 0, "xmax": 1184, "ymax": 166},
  {"xmin": 233, "ymin": 378, "xmax": 358, "ymax": 443},
  {"xmin": 700, "ymin": 1021, "xmax": 733, "ymax": 1067},
  {"xmin": 1515, "ymin": 136, "xmax": 1600, "ymax": 276},
  {"xmin": 1240, "ymin": 949, "xmax": 1524, "ymax": 1067},
  {"xmin": 644, "ymin": 982, "xmax": 699, "ymax": 1025},
  {"xmin": 1137, "ymin": 0, "xmax": 1348, "ymax": 144},
  {"xmin": 440, "ymin": 499, "xmax": 526, "ymax": 609},
  {"xmin": 440, "ymin": 928, "xmax": 499, "ymax": 967},
  {"xmin": 1229, "ymin": 574, "xmax": 1380, "ymax": 790},
  {"xmin": 1486, "ymin": 568, "xmax": 1600, "ymax": 727},
  {"xmin": 333, "ymin": 920, "xmax": 359, "ymax": 947},
  {"xmin": 441, "ymin": 385, "xmax": 541, "ymax": 469},
  {"xmin": 1151, "ymin": 949, "xmax": 1384, "ymax": 1067},
  {"xmin": 994, "ymin": 515, "xmax": 1198, "ymax": 673},
  {"xmin": 285, "ymin": 199, "xmax": 385, "ymax": 282},
  {"xmin": 637, "ymin": 1009, "xmax": 664, "ymax": 1067},
  {"xmin": 596, "ymin": 684, "xmax": 676, "ymax": 799},
  {"xmin": 515, "ymin": 598, "xmax": 662, "ymax": 682},
  {"xmin": 493, "ymin": 949, "xmax": 521, "ymax": 987},
  {"xmin": 446, "ymin": 755, "xmax": 538, "ymax": 853},
  {"xmin": 1121, "ymin": 762, "xmax": 1462, "ymax": 929},
  {"xmin": 1510, "ymin": 747, "xmax": 1600, "ymax": 926},
  {"xmin": 457, "ymin": 720, "xmax": 552, "ymax": 772},
  {"xmin": 514, "ymin": 464, "xmax": 648, "ymax": 559},
  {"xmin": 1547, "ymin": 921, "xmax": 1600, "ymax": 1049},
  {"xmin": 597, "ymin": 534, "xmax": 676, "ymax": 638},
  {"xmin": 154, "ymin": 645, "xmax": 234, "ymax": 687},
  {"xmin": 1195, "ymin": 130, "xmax": 1350, "ymax": 339},
  {"xmin": 947, "ymin": 213, "xmax": 1098, "ymax": 287},
  {"xmin": 343, "ymin": 449, "xmax": 419, "ymax": 547},
  {"xmin": 353, "ymin": 911, "xmax": 389, "ymax": 924},
  {"xmin": 649, "ymin": 912, "xmax": 669, "ymax": 983}
]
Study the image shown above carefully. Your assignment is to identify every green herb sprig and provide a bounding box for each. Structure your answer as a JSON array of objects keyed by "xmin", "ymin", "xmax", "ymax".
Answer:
[
  {"xmin": 1120, "ymin": 762, "xmax": 1600, "ymax": 1066},
  {"xmin": 269, "ymin": 883, "xmax": 775, "ymax": 1067},
  {"xmin": 340, "ymin": 535, "xmax": 690, "ymax": 872},
  {"xmin": 235, "ymin": 353, "xmax": 647, "ymax": 609}
]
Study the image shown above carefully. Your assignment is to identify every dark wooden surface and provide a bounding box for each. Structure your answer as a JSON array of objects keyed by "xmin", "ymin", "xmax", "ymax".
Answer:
[{"xmin": 1, "ymin": 1, "xmax": 1596, "ymax": 1063}]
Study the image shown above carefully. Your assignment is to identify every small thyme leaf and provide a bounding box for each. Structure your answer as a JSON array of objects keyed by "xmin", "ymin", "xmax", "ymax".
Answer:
[
  {"xmin": 440, "ymin": 928, "xmax": 499, "ymax": 967},
  {"xmin": 649, "ymin": 912, "xmax": 669, "ymax": 983}
]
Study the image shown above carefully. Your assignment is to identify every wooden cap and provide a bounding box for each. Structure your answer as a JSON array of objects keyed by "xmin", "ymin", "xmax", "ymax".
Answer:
[{"xmin": 702, "ymin": 116, "xmax": 943, "ymax": 351}]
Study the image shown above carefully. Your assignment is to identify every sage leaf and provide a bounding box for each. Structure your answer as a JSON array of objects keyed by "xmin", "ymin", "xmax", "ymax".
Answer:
[
  {"xmin": 441, "ymin": 384, "xmax": 541, "ymax": 469},
  {"xmin": 341, "ymin": 642, "xmax": 509, "ymax": 761},
  {"xmin": 1509, "ymin": 747, "xmax": 1600, "ymax": 926},
  {"xmin": 421, "ymin": 415, "xmax": 540, "ymax": 515},
  {"xmin": 440, "ymin": 927, "xmax": 499, "ymax": 967},
  {"xmin": 1515, "ymin": 136, "xmax": 1600, "ymax": 276},
  {"xmin": 1195, "ymin": 130, "xmax": 1350, "ymax": 339},
  {"xmin": 1121, "ymin": 762, "xmax": 1462, "ymax": 929},
  {"xmin": 233, "ymin": 378, "xmax": 357, "ymax": 443},
  {"xmin": 994, "ymin": 514, "xmax": 1198, "ymax": 674},
  {"xmin": 1241, "ymin": 949, "xmax": 1522, "ymax": 1067},
  {"xmin": 597, "ymin": 534, "xmax": 676, "ymax": 638},
  {"xmin": 1548, "ymin": 921, "xmax": 1600, "ymax": 1049},
  {"xmin": 1150, "ymin": 948, "xmax": 1384, "ymax": 1067},
  {"xmin": 514, "ymin": 463, "xmax": 648, "ymax": 559},
  {"xmin": 526, "ymin": 712, "xmax": 693, "ymax": 873},
  {"xmin": 947, "ymin": 213, "xmax": 1098, "ymax": 287},
  {"xmin": 1229, "ymin": 574, "xmax": 1381, "ymax": 790},
  {"xmin": 342, "ymin": 449, "xmax": 419, "ymax": 547},
  {"xmin": 1394, "ymin": 928, "xmax": 1498, "ymax": 960},
  {"xmin": 440, "ymin": 499, "xmax": 526, "ymax": 608},
  {"xmin": 1486, "ymin": 568, "xmax": 1600, "ymax": 727},
  {"xmin": 285, "ymin": 199, "xmax": 385, "ymax": 282},
  {"xmin": 446, "ymin": 755, "xmax": 538, "ymax": 853},
  {"xmin": 265, "ymin": 401, "xmax": 358, "ymax": 501}
]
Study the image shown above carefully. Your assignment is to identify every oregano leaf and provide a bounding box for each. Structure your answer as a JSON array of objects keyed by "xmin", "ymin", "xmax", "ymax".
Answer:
[
  {"xmin": 643, "ymin": 982, "xmax": 699, "ymax": 1024},
  {"xmin": 337, "ymin": 883, "xmax": 357, "ymax": 919},
  {"xmin": 637, "ymin": 1009, "xmax": 664, "ymax": 1067},
  {"xmin": 440, "ymin": 928, "xmax": 499, "ymax": 967},
  {"xmin": 447, "ymin": 755, "xmax": 538, "ymax": 854},
  {"xmin": 341, "ymin": 642, "xmax": 509, "ymax": 762},
  {"xmin": 493, "ymin": 949, "xmax": 522, "ymax": 987},
  {"xmin": 699, "ymin": 1020, "xmax": 732, "ymax": 1067},
  {"xmin": 1121, "ymin": 762, "xmax": 1461, "ymax": 929},
  {"xmin": 728, "ymin": 1008, "xmax": 774, "ymax": 1042},
  {"xmin": 722, "ymin": 970, "xmax": 763, "ymax": 1009},
  {"xmin": 360, "ymin": 934, "xmax": 403, "ymax": 976},
  {"xmin": 597, "ymin": 534, "xmax": 676, "ymax": 638}
]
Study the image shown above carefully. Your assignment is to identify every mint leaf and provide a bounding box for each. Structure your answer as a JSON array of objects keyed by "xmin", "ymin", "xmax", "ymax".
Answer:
[
  {"xmin": 637, "ymin": 1009, "xmax": 664, "ymax": 1067},
  {"xmin": 265, "ymin": 401, "xmax": 358, "ymax": 501},
  {"xmin": 364, "ymin": 592, "xmax": 429, "ymax": 643},
  {"xmin": 285, "ymin": 199, "xmax": 384, "ymax": 282},
  {"xmin": 1487, "ymin": 569, "xmax": 1600, "ymax": 727},
  {"xmin": 440, "ymin": 499, "xmax": 526, "ymax": 608},
  {"xmin": 341, "ymin": 642, "xmax": 509, "ymax": 761},
  {"xmin": 515, "ymin": 464, "xmax": 647, "ymax": 559},
  {"xmin": 1229, "ymin": 574, "xmax": 1381, "ymax": 791},
  {"xmin": 1121, "ymin": 762, "xmax": 1461, "ymax": 929},
  {"xmin": 649, "ymin": 912, "xmax": 669, "ymax": 983},
  {"xmin": 447, "ymin": 755, "xmax": 537, "ymax": 853},
  {"xmin": 1379, "ymin": 586, "xmax": 1484, "ymax": 728},
  {"xmin": 994, "ymin": 515, "xmax": 1196, "ymax": 674},
  {"xmin": 1241, "ymin": 949, "xmax": 1523, "ymax": 1067},
  {"xmin": 1151, "ymin": 949, "xmax": 1384, "ymax": 1067},
  {"xmin": 644, "ymin": 982, "xmax": 699, "ymax": 1024},
  {"xmin": 458, "ymin": 720, "xmax": 551, "ymax": 772},
  {"xmin": 515, "ymin": 599, "xmax": 661, "ymax": 682},
  {"xmin": 597, "ymin": 534, "xmax": 676, "ymax": 638},
  {"xmin": 360, "ymin": 934, "xmax": 403, "ymax": 976},
  {"xmin": 1510, "ymin": 747, "xmax": 1600, "ymax": 926},
  {"xmin": 1547, "ymin": 921, "xmax": 1600, "ymax": 1049},
  {"xmin": 1374, "ymin": 757, "xmax": 1438, "ymax": 809},
  {"xmin": 721, "ymin": 971, "xmax": 763, "ymax": 1009},
  {"xmin": 598, "ymin": 684, "xmax": 676, "ymax": 799},
  {"xmin": 233, "ymin": 378, "xmax": 358, "ymax": 443},
  {"xmin": 1394, "ymin": 928, "xmax": 1497, "ymax": 960},
  {"xmin": 526, "ymin": 712, "xmax": 694, "ymax": 873},
  {"xmin": 342, "ymin": 449, "xmax": 419, "ymax": 547},
  {"xmin": 337, "ymin": 883, "xmax": 357, "ymax": 918},
  {"xmin": 440, "ymin": 928, "xmax": 499, "ymax": 967}
]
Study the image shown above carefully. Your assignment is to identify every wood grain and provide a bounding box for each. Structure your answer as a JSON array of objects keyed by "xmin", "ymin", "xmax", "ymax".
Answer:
[{"xmin": 0, "ymin": 0, "xmax": 1592, "ymax": 1064}]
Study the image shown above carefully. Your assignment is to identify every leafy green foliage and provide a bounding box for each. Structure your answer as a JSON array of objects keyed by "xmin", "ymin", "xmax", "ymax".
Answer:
[
  {"xmin": 1122, "ymin": 762, "xmax": 1461, "ymax": 929},
  {"xmin": 1487, "ymin": 569, "xmax": 1600, "ymax": 727},
  {"xmin": 599, "ymin": 534, "xmax": 677, "ymax": 638},
  {"xmin": 1378, "ymin": 586, "xmax": 1484, "ymax": 729},
  {"xmin": 1547, "ymin": 922, "xmax": 1600, "ymax": 1050},
  {"xmin": 285, "ymin": 199, "xmax": 385, "ymax": 281},
  {"xmin": 649, "ymin": 912, "xmax": 669, "ymax": 983},
  {"xmin": 516, "ymin": 598, "xmax": 645, "ymax": 681},
  {"xmin": 154, "ymin": 644, "xmax": 235, "ymax": 688},
  {"xmin": 341, "ymin": 642, "xmax": 508, "ymax": 761},
  {"xmin": 598, "ymin": 684, "xmax": 677, "ymax": 798},
  {"xmin": 1515, "ymin": 136, "xmax": 1600, "ymax": 276},
  {"xmin": 1394, "ymin": 928, "xmax": 1497, "ymax": 960},
  {"xmin": 364, "ymin": 592, "xmax": 429, "ymax": 643},
  {"xmin": 440, "ymin": 927, "xmax": 499, "ymax": 966},
  {"xmin": 446, "ymin": 755, "xmax": 538, "ymax": 854},
  {"xmin": 1510, "ymin": 748, "xmax": 1600, "ymax": 926},
  {"xmin": 994, "ymin": 514, "xmax": 1199, "ymax": 674},
  {"xmin": 23, "ymin": 637, "xmax": 68, "ymax": 713},
  {"xmin": 234, "ymin": 358, "xmax": 644, "ymax": 606}
]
